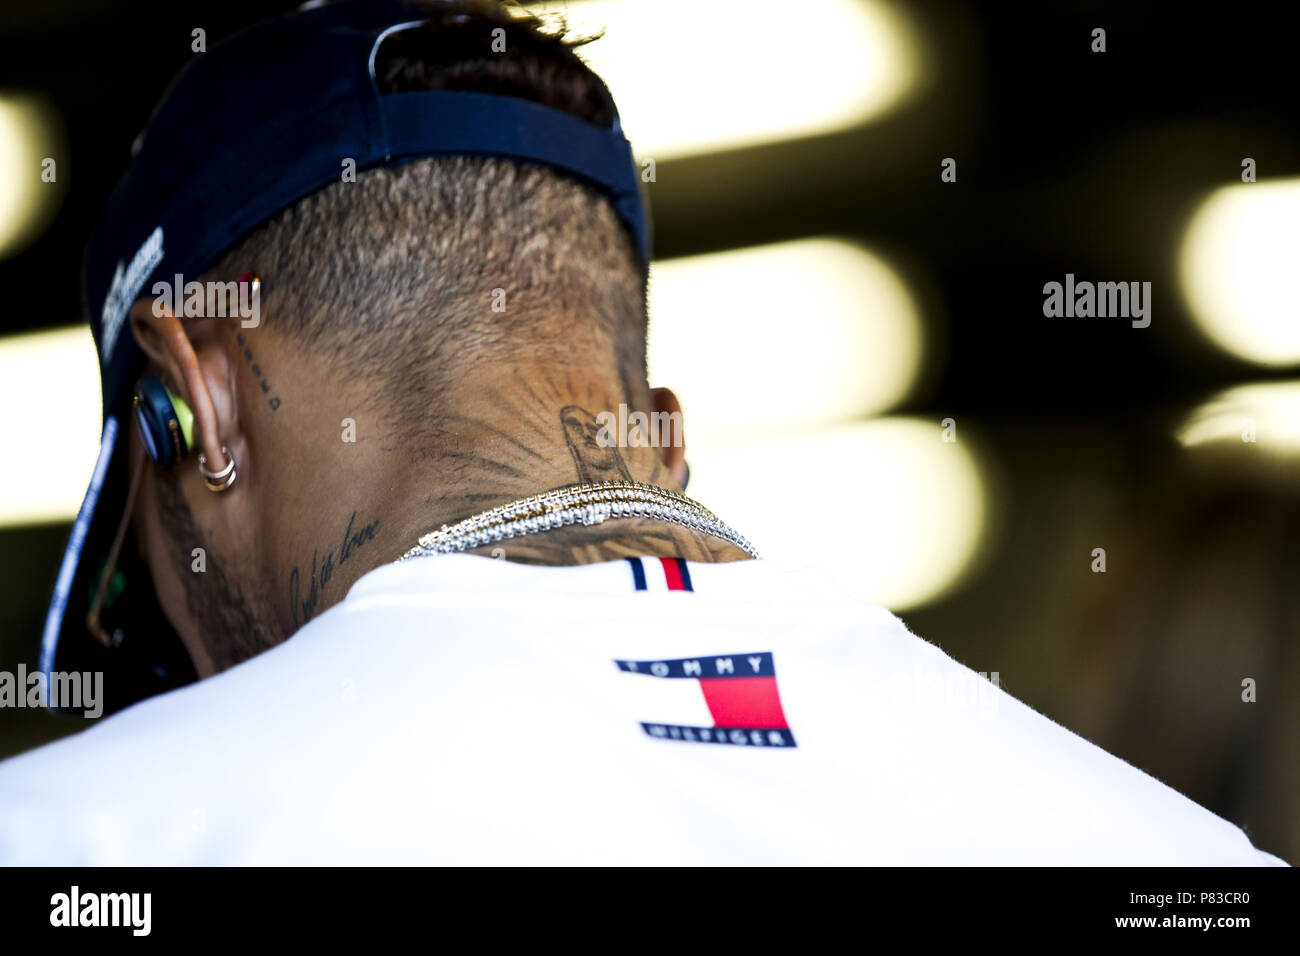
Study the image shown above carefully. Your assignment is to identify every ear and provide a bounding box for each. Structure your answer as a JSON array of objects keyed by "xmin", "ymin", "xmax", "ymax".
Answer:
[
  {"xmin": 649, "ymin": 386, "xmax": 689, "ymax": 488},
  {"xmin": 129, "ymin": 298, "xmax": 237, "ymax": 474}
]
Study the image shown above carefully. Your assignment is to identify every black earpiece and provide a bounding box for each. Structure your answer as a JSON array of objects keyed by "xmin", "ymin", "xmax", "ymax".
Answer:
[{"xmin": 132, "ymin": 376, "xmax": 194, "ymax": 468}]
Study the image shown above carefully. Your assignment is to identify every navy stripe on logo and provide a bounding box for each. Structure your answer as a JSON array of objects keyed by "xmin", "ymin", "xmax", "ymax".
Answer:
[
  {"xmin": 675, "ymin": 557, "xmax": 693, "ymax": 591},
  {"xmin": 641, "ymin": 723, "xmax": 797, "ymax": 747},
  {"xmin": 614, "ymin": 652, "xmax": 775, "ymax": 679},
  {"xmin": 626, "ymin": 556, "xmax": 647, "ymax": 591}
]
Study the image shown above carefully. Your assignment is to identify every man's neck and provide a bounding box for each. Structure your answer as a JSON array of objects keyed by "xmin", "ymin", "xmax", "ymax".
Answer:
[
  {"xmin": 264, "ymin": 366, "xmax": 752, "ymax": 638},
  {"xmin": 381, "ymin": 399, "xmax": 750, "ymax": 566}
]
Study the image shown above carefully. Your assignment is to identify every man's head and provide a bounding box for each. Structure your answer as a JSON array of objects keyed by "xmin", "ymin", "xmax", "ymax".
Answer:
[
  {"xmin": 170, "ymin": 0, "xmax": 649, "ymax": 445},
  {"xmin": 196, "ymin": 0, "xmax": 652, "ymax": 438},
  {"xmin": 113, "ymin": 0, "xmax": 691, "ymax": 677}
]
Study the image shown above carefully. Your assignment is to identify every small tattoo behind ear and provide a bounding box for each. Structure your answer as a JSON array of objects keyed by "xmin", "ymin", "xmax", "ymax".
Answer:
[
  {"xmin": 232, "ymin": 327, "xmax": 281, "ymax": 412},
  {"xmin": 560, "ymin": 405, "xmax": 632, "ymax": 483}
]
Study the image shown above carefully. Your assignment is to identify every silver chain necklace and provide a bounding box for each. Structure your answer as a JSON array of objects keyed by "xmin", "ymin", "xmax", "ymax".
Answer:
[{"xmin": 399, "ymin": 479, "xmax": 759, "ymax": 560}]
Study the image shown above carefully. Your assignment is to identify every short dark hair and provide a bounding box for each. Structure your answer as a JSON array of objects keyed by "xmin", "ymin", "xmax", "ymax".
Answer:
[{"xmin": 203, "ymin": 0, "xmax": 648, "ymax": 441}]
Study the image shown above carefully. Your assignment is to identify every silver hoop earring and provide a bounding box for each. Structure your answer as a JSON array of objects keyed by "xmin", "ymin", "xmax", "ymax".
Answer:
[{"xmin": 197, "ymin": 446, "xmax": 237, "ymax": 493}]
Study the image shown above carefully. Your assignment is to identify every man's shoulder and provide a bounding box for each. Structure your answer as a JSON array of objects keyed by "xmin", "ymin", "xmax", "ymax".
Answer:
[{"xmin": 0, "ymin": 556, "xmax": 1287, "ymax": 865}]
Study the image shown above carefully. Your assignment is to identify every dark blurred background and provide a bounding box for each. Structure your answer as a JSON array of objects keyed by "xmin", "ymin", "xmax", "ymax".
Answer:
[{"xmin": 0, "ymin": 0, "xmax": 1296, "ymax": 859}]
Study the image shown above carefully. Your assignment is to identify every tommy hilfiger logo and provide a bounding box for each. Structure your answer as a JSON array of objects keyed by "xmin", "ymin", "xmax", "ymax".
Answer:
[{"xmin": 615, "ymin": 651, "xmax": 796, "ymax": 747}]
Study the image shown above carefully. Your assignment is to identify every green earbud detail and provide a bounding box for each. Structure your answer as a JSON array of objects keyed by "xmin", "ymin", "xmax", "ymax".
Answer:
[{"xmin": 170, "ymin": 390, "xmax": 196, "ymax": 453}]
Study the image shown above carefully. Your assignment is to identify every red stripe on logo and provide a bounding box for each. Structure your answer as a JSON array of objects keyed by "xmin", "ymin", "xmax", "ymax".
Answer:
[
  {"xmin": 660, "ymin": 556, "xmax": 686, "ymax": 590},
  {"xmin": 698, "ymin": 677, "xmax": 789, "ymax": 729}
]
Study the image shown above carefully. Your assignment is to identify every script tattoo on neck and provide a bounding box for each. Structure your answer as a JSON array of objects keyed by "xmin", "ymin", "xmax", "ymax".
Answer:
[
  {"xmin": 288, "ymin": 511, "xmax": 381, "ymax": 629},
  {"xmin": 561, "ymin": 405, "xmax": 632, "ymax": 483}
]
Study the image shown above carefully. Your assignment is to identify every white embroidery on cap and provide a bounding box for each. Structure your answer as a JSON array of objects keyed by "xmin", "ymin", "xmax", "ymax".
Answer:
[{"xmin": 99, "ymin": 226, "xmax": 164, "ymax": 365}]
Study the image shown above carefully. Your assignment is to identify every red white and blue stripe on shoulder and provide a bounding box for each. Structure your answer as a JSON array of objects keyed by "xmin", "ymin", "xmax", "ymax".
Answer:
[{"xmin": 626, "ymin": 556, "xmax": 694, "ymax": 592}]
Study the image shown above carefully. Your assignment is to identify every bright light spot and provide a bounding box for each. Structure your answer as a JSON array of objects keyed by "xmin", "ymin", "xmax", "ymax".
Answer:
[
  {"xmin": 687, "ymin": 418, "xmax": 987, "ymax": 611},
  {"xmin": 649, "ymin": 238, "xmax": 925, "ymax": 442},
  {"xmin": 0, "ymin": 326, "xmax": 101, "ymax": 527},
  {"xmin": 0, "ymin": 93, "xmax": 64, "ymax": 261},
  {"xmin": 1180, "ymin": 180, "xmax": 1300, "ymax": 366},
  {"xmin": 533, "ymin": 0, "xmax": 921, "ymax": 159},
  {"xmin": 1177, "ymin": 381, "xmax": 1300, "ymax": 454}
]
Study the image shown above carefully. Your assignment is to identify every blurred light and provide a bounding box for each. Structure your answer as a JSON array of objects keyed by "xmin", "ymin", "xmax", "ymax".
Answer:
[
  {"xmin": 687, "ymin": 418, "xmax": 987, "ymax": 611},
  {"xmin": 649, "ymin": 238, "xmax": 925, "ymax": 442},
  {"xmin": 3, "ymin": 239, "xmax": 928, "ymax": 525},
  {"xmin": 1180, "ymin": 180, "xmax": 1300, "ymax": 366},
  {"xmin": 533, "ymin": 0, "xmax": 921, "ymax": 159},
  {"xmin": 1176, "ymin": 381, "xmax": 1300, "ymax": 454},
  {"xmin": 0, "ymin": 93, "xmax": 65, "ymax": 261},
  {"xmin": 0, "ymin": 326, "xmax": 101, "ymax": 527}
]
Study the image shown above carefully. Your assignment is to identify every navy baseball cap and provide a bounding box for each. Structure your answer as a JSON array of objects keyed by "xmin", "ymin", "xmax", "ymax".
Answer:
[{"xmin": 42, "ymin": 0, "xmax": 651, "ymax": 713}]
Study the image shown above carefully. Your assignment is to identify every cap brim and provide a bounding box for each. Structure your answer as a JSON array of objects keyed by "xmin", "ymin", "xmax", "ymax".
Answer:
[{"xmin": 41, "ymin": 408, "xmax": 196, "ymax": 717}]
